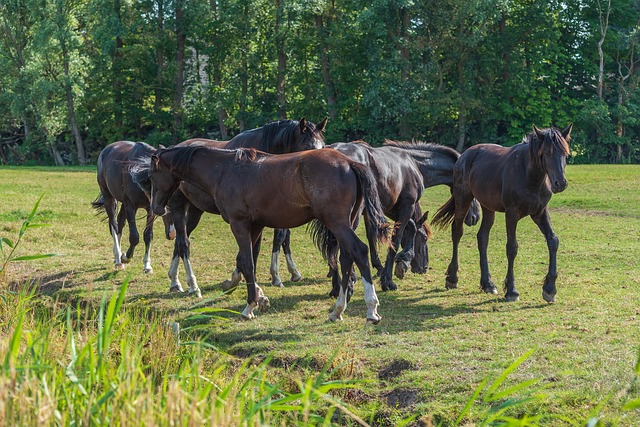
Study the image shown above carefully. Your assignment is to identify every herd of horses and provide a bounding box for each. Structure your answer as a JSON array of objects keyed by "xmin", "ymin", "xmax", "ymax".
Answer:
[{"xmin": 92, "ymin": 118, "xmax": 572, "ymax": 322}]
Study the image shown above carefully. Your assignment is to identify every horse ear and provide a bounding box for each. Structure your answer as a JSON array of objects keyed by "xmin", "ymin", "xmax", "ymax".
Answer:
[
  {"xmin": 417, "ymin": 210, "xmax": 429, "ymax": 226},
  {"xmin": 151, "ymin": 154, "xmax": 160, "ymax": 170},
  {"xmin": 532, "ymin": 125, "xmax": 545, "ymax": 141},
  {"xmin": 299, "ymin": 117, "xmax": 307, "ymax": 133},
  {"xmin": 317, "ymin": 117, "xmax": 328, "ymax": 132},
  {"xmin": 561, "ymin": 123, "xmax": 573, "ymax": 140}
]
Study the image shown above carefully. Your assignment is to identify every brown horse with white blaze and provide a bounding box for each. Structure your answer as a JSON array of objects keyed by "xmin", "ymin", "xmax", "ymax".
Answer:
[
  {"xmin": 147, "ymin": 145, "xmax": 391, "ymax": 322},
  {"xmin": 432, "ymin": 125, "xmax": 572, "ymax": 303}
]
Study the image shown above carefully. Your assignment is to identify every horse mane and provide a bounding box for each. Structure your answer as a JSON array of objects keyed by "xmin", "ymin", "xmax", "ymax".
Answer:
[
  {"xmin": 257, "ymin": 120, "xmax": 300, "ymax": 150},
  {"xmin": 383, "ymin": 139, "xmax": 461, "ymax": 161},
  {"xmin": 523, "ymin": 127, "xmax": 571, "ymax": 167}
]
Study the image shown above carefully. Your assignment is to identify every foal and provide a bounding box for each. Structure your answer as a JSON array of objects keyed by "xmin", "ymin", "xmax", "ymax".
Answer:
[{"xmin": 432, "ymin": 125, "xmax": 572, "ymax": 302}]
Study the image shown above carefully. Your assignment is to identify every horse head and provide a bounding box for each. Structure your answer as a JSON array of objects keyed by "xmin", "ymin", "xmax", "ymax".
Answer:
[
  {"xmin": 149, "ymin": 148, "xmax": 181, "ymax": 217},
  {"xmin": 295, "ymin": 117, "xmax": 327, "ymax": 151},
  {"xmin": 410, "ymin": 210, "xmax": 432, "ymax": 274},
  {"xmin": 533, "ymin": 124, "xmax": 572, "ymax": 193}
]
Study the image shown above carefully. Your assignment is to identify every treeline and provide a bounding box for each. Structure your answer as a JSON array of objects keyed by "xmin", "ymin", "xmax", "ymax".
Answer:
[{"xmin": 1, "ymin": 0, "xmax": 639, "ymax": 165}]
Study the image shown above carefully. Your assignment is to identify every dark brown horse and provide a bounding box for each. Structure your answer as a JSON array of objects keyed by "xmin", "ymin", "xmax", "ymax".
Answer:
[
  {"xmin": 323, "ymin": 140, "xmax": 481, "ymax": 295},
  {"xmin": 92, "ymin": 140, "xmax": 168, "ymax": 273},
  {"xmin": 432, "ymin": 125, "xmax": 572, "ymax": 302},
  {"xmin": 156, "ymin": 118, "xmax": 327, "ymax": 297},
  {"xmin": 147, "ymin": 145, "xmax": 390, "ymax": 322}
]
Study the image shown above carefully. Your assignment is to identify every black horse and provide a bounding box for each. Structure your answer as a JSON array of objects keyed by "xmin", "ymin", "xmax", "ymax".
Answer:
[
  {"xmin": 93, "ymin": 141, "xmax": 168, "ymax": 273},
  {"xmin": 432, "ymin": 125, "xmax": 572, "ymax": 302},
  {"xmin": 146, "ymin": 118, "xmax": 327, "ymax": 297},
  {"xmin": 147, "ymin": 146, "xmax": 390, "ymax": 322},
  {"xmin": 308, "ymin": 140, "xmax": 481, "ymax": 296}
]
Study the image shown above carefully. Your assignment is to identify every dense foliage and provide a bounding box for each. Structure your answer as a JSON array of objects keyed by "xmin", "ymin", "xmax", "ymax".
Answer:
[{"xmin": 1, "ymin": 0, "xmax": 639, "ymax": 165}]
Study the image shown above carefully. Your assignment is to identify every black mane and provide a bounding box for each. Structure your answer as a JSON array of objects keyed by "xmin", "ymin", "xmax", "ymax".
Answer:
[{"xmin": 383, "ymin": 139, "xmax": 461, "ymax": 162}]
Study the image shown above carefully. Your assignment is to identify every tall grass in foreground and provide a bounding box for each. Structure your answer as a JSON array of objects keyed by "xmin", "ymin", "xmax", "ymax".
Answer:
[{"xmin": 0, "ymin": 280, "xmax": 374, "ymax": 426}]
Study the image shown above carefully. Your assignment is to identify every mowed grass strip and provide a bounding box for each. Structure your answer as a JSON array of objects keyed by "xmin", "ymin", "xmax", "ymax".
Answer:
[{"xmin": 1, "ymin": 164, "xmax": 639, "ymax": 425}]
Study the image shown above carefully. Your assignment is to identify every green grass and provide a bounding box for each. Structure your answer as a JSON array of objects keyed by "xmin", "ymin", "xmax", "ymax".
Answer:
[{"xmin": 1, "ymin": 164, "xmax": 639, "ymax": 425}]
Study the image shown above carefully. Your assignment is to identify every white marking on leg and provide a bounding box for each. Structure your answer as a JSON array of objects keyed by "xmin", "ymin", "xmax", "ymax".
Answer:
[
  {"xmin": 168, "ymin": 255, "xmax": 184, "ymax": 292},
  {"xmin": 362, "ymin": 276, "xmax": 381, "ymax": 323},
  {"xmin": 329, "ymin": 285, "xmax": 347, "ymax": 322},
  {"xmin": 241, "ymin": 302, "xmax": 257, "ymax": 320},
  {"xmin": 142, "ymin": 245, "xmax": 153, "ymax": 274},
  {"xmin": 270, "ymin": 250, "xmax": 283, "ymax": 287},
  {"xmin": 183, "ymin": 256, "xmax": 202, "ymax": 298},
  {"xmin": 111, "ymin": 224, "xmax": 124, "ymax": 269},
  {"xmin": 285, "ymin": 253, "xmax": 302, "ymax": 282}
]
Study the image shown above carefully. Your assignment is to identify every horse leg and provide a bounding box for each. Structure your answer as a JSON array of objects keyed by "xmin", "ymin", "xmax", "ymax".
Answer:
[
  {"xmin": 269, "ymin": 229, "xmax": 286, "ymax": 287},
  {"xmin": 445, "ymin": 218, "xmax": 464, "ymax": 289},
  {"xmin": 282, "ymin": 229, "xmax": 302, "ymax": 282},
  {"xmin": 141, "ymin": 209, "xmax": 155, "ymax": 274},
  {"xmin": 531, "ymin": 209, "xmax": 559, "ymax": 303},
  {"xmin": 181, "ymin": 205, "xmax": 205, "ymax": 298},
  {"xmin": 103, "ymin": 197, "xmax": 124, "ymax": 270},
  {"xmin": 122, "ymin": 204, "xmax": 139, "ymax": 264},
  {"xmin": 360, "ymin": 213, "xmax": 383, "ymax": 276},
  {"xmin": 503, "ymin": 210, "xmax": 520, "ymax": 302},
  {"xmin": 394, "ymin": 219, "xmax": 417, "ymax": 280},
  {"xmin": 477, "ymin": 208, "xmax": 498, "ymax": 294},
  {"xmin": 230, "ymin": 222, "xmax": 265, "ymax": 320},
  {"xmin": 330, "ymin": 226, "xmax": 381, "ymax": 324},
  {"xmin": 251, "ymin": 229, "xmax": 270, "ymax": 312}
]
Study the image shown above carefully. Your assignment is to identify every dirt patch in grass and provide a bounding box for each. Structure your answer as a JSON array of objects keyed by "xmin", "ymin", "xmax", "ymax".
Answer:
[
  {"xmin": 378, "ymin": 359, "xmax": 416, "ymax": 381},
  {"xmin": 384, "ymin": 387, "xmax": 420, "ymax": 408}
]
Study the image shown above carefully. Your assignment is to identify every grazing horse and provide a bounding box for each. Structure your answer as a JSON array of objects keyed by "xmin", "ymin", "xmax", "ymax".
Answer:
[
  {"xmin": 432, "ymin": 125, "xmax": 572, "ymax": 302},
  {"xmin": 92, "ymin": 141, "xmax": 168, "ymax": 273},
  {"xmin": 157, "ymin": 118, "xmax": 327, "ymax": 297},
  {"xmin": 147, "ymin": 145, "xmax": 390, "ymax": 322},
  {"xmin": 322, "ymin": 140, "xmax": 481, "ymax": 295}
]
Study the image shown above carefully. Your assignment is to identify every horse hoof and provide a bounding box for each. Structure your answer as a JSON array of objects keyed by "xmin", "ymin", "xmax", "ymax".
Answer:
[
  {"xmin": 329, "ymin": 313, "xmax": 343, "ymax": 322},
  {"xmin": 291, "ymin": 272, "xmax": 302, "ymax": 282},
  {"xmin": 114, "ymin": 263, "xmax": 125, "ymax": 270},
  {"xmin": 143, "ymin": 268, "xmax": 153, "ymax": 274},
  {"xmin": 381, "ymin": 281, "xmax": 398, "ymax": 291},
  {"xmin": 221, "ymin": 280, "xmax": 238, "ymax": 293},
  {"xmin": 121, "ymin": 255, "xmax": 131, "ymax": 264},
  {"xmin": 505, "ymin": 294, "xmax": 520, "ymax": 302},
  {"xmin": 483, "ymin": 286, "xmax": 498, "ymax": 295},
  {"xmin": 366, "ymin": 316, "xmax": 382, "ymax": 325},
  {"xmin": 542, "ymin": 291, "xmax": 556, "ymax": 303},
  {"xmin": 240, "ymin": 313, "xmax": 254, "ymax": 321},
  {"xmin": 190, "ymin": 289, "xmax": 203, "ymax": 299},
  {"xmin": 169, "ymin": 286, "xmax": 185, "ymax": 293},
  {"xmin": 445, "ymin": 280, "xmax": 458, "ymax": 290},
  {"xmin": 271, "ymin": 280, "xmax": 284, "ymax": 288}
]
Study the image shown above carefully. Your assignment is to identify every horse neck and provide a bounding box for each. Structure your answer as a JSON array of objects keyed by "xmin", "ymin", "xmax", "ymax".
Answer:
[
  {"xmin": 168, "ymin": 149, "xmax": 228, "ymax": 192},
  {"xmin": 522, "ymin": 147, "xmax": 549, "ymax": 189},
  {"xmin": 410, "ymin": 150, "xmax": 458, "ymax": 188}
]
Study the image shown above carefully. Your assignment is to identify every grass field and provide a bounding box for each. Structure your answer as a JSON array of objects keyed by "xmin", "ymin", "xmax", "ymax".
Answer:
[{"xmin": 1, "ymin": 164, "xmax": 639, "ymax": 425}]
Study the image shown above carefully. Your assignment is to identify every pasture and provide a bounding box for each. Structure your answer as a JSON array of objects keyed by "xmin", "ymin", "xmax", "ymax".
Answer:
[{"xmin": 1, "ymin": 164, "xmax": 639, "ymax": 425}]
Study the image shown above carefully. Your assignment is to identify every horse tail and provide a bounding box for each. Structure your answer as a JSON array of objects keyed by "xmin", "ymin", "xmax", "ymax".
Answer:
[
  {"xmin": 129, "ymin": 157, "xmax": 152, "ymax": 194},
  {"xmin": 91, "ymin": 194, "xmax": 106, "ymax": 216},
  {"xmin": 308, "ymin": 220, "xmax": 337, "ymax": 269},
  {"xmin": 349, "ymin": 162, "xmax": 392, "ymax": 248},
  {"xmin": 431, "ymin": 197, "xmax": 456, "ymax": 230}
]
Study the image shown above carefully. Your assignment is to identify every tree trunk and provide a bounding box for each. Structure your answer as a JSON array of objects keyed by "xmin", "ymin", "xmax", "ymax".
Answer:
[
  {"xmin": 173, "ymin": 0, "xmax": 186, "ymax": 143},
  {"xmin": 275, "ymin": 0, "xmax": 287, "ymax": 120},
  {"xmin": 154, "ymin": 0, "xmax": 165, "ymax": 116},
  {"xmin": 315, "ymin": 14, "xmax": 337, "ymax": 121},
  {"xmin": 456, "ymin": 59, "xmax": 466, "ymax": 153},
  {"xmin": 59, "ymin": 27, "xmax": 86, "ymax": 165},
  {"xmin": 209, "ymin": 0, "xmax": 228, "ymax": 138},
  {"xmin": 596, "ymin": 0, "xmax": 611, "ymax": 100}
]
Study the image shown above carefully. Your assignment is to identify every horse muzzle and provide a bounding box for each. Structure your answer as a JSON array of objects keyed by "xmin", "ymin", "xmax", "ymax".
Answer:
[{"xmin": 551, "ymin": 179, "xmax": 568, "ymax": 193}]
